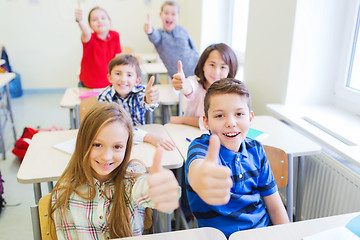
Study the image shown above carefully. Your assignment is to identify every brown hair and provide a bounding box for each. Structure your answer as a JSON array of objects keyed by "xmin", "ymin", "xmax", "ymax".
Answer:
[
  {"xmin": 50, "ymin": 102, "xmax": 136, "ymax": 238},
  {"xmin": 88, "ymin": 6, "xmax": 111, "ymax": 23},
  {"xmin": 161, "ymin": 1, "xmax": 180, "ymax": 13},
  {"xmin": 195, "ymin": 43, "xmax": 238, "ymax": 89},
  {"xmin": 204, "ymin": 78, "xmax": 251, "ymax": 118},
  {"xmin": 108, "ymin": 53, "xmax": 141, "ymax": 78}
]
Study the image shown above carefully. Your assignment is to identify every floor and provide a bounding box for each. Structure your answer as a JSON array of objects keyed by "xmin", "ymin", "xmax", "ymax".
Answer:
[{"xmin": 0, "ymin": 92, "xmax": 69, "ymax": 239}]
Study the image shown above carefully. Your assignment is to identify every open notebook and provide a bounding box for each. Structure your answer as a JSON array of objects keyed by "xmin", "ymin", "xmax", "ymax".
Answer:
[
  {"xmin": 247, "ymin": 128, "xmax": 268, "ymax": 141},
  {"xmin": 302, "ymin": 214, "xmax": 360, "ymax": 240}
]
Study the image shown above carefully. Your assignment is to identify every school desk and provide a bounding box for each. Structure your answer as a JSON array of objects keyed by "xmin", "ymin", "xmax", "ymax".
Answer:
[
  {"xmin": 154, "ymin": 84, "xmax": 179, "ymax": 124},
  {"xmin": 229, "ymin": 212, "xmax": 360, "ymax": 240},
  {"xmin": 0, "ymin": 72, "xmax": 17, "ymax": 159},
  {"xmin": 136, "ymin": 53, "xmax": 158, "ymax": 63},
  {"xmin": 164, "ymin": 115, "xmax": 322, "ymax": 222},
  {"xmin": 117, "ymin": 227, "xmax": 226, "ymax": 240},
  {"xmin": 140, "ymin": 62, "xmax": 168, "ymax": 84},
  {"xmin": 17, "ymin": 124, "xmax": 183, "ymax": 205}
]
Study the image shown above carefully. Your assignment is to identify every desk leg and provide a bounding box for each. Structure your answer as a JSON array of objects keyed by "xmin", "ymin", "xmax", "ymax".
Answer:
[
  {"xmin": 295, "ymin": 156, "xmax": 305, "ymax": 221},
  {"xmin": 5, "ymin": 84, "xmax": 17, "ymax": 141},
  {"xmin": 30, "ymin": 205, "xmax": 41, "ymax": 240},
  {"xmin": 33, "ymin": 183, "xmax": 42, "ymax": 205},
  {"xmin": 69, "ymin": 108, "xmax": 76, "ymax": 129},
  {"xmin": 287, "ymin": 153, "xmax": 294, "ymax": 222},
  {"xmin": 0, "ymin": 112, "xmax": 5, "ymax": 160}
]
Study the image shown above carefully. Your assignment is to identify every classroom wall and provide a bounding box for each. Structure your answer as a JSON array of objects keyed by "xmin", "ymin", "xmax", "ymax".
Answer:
[
  {"xmin": 243, "ymin": 0, "xmax": 297, "ymax": 115},
  {"xmin": 0, "ymin": 0, "xmax": 202, "ymax": 90}
]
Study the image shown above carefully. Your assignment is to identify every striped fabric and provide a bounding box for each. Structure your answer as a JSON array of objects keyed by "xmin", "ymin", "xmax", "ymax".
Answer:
[
  {"xmin": 52, "ymin": 161, "xmax": 155, "ymax": 239},
  {"xmin": 185, "ymin": 134, "xmax": 278, "ymax": 238},
  {"xmin": 98, "ymin": 85, "xmax": 158, "ymax": 126}
]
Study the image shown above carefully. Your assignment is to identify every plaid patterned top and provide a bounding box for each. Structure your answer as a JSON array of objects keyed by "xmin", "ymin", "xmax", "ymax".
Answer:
[
  {"xmin": 98, "ymin": 85, "xmax": 159, "ymax": 125},
  {"xmin": 52, "ymin": 161, "xmax": 155, "ymax": 239}
]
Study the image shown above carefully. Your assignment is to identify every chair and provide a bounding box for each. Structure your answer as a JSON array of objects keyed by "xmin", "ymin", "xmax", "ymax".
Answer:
[
  {"xmin": 263, "ymin": 145, "xmax": 288, "ymax": 188},
  {"xmin": 78, "ymin": 96, "xmax": 98, "ymax": 124},
  {"xmin": 122, "ymin": 46, "xmax": 133, "ymax": 54},
  {"xmin": 38, "ymin": 193, "xmax": 57, "ymax": 240}
]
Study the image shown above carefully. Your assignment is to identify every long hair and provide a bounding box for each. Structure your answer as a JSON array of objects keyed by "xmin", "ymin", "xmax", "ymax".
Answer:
[
  {"xmin": 195, "ymin": 43, "xmax": 238, "ymax": 89},
  {"xmin": 50, "ymin": 102, "xmax": 135, "ymax": 238}
]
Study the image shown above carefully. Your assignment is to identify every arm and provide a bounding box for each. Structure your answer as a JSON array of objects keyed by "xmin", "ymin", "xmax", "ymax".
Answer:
[
  {"xmin": 187, "ymin": 135, "xmax": 233, "ymax": 205},
  {"xmin": 169, "ymin": 116, "xmax": 201, "ymax": 128},
  {"xmin": 263, "ymin": 192, "xmax": 290, "ymax": 224},
  {"xmin": 74, "ymin": 6, "xmax": 92, "ymax": 43}
]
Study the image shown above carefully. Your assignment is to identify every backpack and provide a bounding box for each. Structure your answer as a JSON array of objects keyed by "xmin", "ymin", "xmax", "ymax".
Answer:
[
  {"xmin": 12, "ymin": 127, "xmax": 38, "ymax": 161},
  {"xmin": 0, "ymin": 170, "xmax": 5, "ymax": 214}
]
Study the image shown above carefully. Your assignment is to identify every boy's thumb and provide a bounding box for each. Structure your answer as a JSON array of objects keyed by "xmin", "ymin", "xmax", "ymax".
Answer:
[
  {"xmin": 150, "ymin": 146, "xmax": 163, "ymax": 174},
  {"xmin": 177, "ymin": 60, "xmax": 184, "ymax": 74},
  {"xmin": 205, "ymin": 135, "xmax": 221, "ymax": 164},
  {"xmin": 77, "ymin": 0, "xmax": 81, "ymax": 8},
  {"xmin": 146, "ymin": 76, "xmax": 155, "ymax": 90}
]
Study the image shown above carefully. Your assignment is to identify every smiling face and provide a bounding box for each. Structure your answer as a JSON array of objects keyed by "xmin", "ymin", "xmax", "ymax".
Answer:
[
  {"xmin": 160, "ymin": 4, "xmax": 179, "ymax": 32},
  {"xmin": 204, "ymin": 93, "xmax": 253, "ymax": 152},
  {"xmin": 89, "ymin": 8, "xmax": 111, "ymax": 36},
  {"xmin": 203, "ymin": 50, "xmax": 230, "ymax": 89},
  {"xmin": 108, "ymin": 64, "xmax": 141, "ymax": 98},
  {"xmin": 89, "ymin": 120, "xmax": 129, "ymax": 183}
]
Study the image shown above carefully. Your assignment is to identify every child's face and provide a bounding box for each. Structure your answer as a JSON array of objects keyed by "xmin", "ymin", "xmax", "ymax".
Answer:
[
  {"xmin": 89, "ymin": 121, "xmax": 129, "ymax": 183},
  {"xmin": 204, "ymin": 93, "xmax": 254, "ymax": 152},
  {"xmin": 160, "ymin": 5, "xmax": 179, "ymax": 32},
  {"xmin": 89, "ymin": 9, "xmax": 111, "ymax": 35},
  {"xmin": 108, "ymin": 64, "xmax": 141, "ymax": 98},
  {"xmin": 203, "ymin": 50, "xmax": 230, "ymax": 89}
]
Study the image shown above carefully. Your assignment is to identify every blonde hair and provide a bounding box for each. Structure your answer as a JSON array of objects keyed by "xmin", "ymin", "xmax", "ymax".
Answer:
[{"xmin": 50, "ymin": 102, "xmax": 135, "ymax": 238}]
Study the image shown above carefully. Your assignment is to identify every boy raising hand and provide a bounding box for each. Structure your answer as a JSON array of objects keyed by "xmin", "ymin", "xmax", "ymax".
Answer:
[{"xmin": 185, "ymin": 79, "xmax": 289, "ymax": 238}]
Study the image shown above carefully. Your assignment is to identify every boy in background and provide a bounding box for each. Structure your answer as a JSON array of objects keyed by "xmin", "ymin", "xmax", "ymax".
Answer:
[
  {"xmin": 98, "ymin": 54, "xmax": 175, "ymax": 151},
  {"xmin": 144, "ymin": 1, "xmax": 199, "ymax": 77},
  {"xmin": 185, "ymin": 78, "xmax": 289, "ymax": 238}
]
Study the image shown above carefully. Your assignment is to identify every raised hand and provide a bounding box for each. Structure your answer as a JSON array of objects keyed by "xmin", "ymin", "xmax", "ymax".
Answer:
[
  {"xmin": 148, "ymin": 147, "xmax": 179, "ymax": 212},
  {"xmin": 145, "ymin": 76, "xmax": 159, "ymax": 104},
  {"xmin": 144, "ymin": 13, "xmax": 153, "ymax": 34},
  {"xmin": 189, "ymin": 135, "xmax": 233, "ymax": 205},
  {"xmin": 171, "ymin": 60, "xmax": 192, "ymax": 95},
  {"xmin": 74, "ymin": 0, "xmax": 83, "ymax": 23}
]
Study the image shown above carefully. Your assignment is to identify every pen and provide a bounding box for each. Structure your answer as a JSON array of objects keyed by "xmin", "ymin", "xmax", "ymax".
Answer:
[{"xmin": 186, "ymin": 138, "xmax": 191, "ymax": 142}]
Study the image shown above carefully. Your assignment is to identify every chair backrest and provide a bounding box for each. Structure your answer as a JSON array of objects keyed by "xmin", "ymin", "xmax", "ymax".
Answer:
[
  {"xmin": 79, "ymin": 96, "xmax": 98, "ymax": 124},
  {"xmin": 263, "ymin": 145, "xmax": 288, "ymax": 188},
  {"xmin": 38, "ymin": 193, "xmax": 57, "ymax": 240},
  {"xmin": 122, "ymin": 46, "xmax": 133, "ymax": 54}
]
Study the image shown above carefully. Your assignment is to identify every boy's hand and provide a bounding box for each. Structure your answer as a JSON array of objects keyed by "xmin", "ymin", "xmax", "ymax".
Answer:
[
  {"xmin": 144, "ymin": 13, "xmax": 153, "ymax": 34},
  {"xmin": 145, "ymin": 76, "xmax": 159, "ymax": 104},
  {"xmin": 144, "ymin": 133, "xmax": 176, "ymax": 151},
  {"xmin": 148, "ymin": 147, "xmax": 179, "ymax": 212},
  {"xmin": 190, "ymin": 135, "xmax": 233, "ymax": 205},
  {"xmin": 171, "ymin": 60, "xmax": 192, "ymax": 95},
  {"xmin": 74, "ymin": 0, "xmax": 83, "ymax": 23}
]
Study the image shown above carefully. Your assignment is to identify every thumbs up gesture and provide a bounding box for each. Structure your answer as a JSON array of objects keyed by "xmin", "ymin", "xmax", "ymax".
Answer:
[
  {"xmin": 171, "ymin": 60, "xmax": 192, "ymax": 95},
  {"xmin": 144, "ymin": 13, "xmax": 153, "ymax": 34},
  {"xmin": 145, "ymin": 76, "xmax": 159, "ymax": 104},
  {"xmin": 74, "ymin": 0, "xmax": 83, "ymax": 23},
  {"xmin": 148, "ymin": 147, "xmax": 180, "ymax": 212},
  {"xmin": 189, "ymin": 135, "xmax": 233, "ymax": 205}
]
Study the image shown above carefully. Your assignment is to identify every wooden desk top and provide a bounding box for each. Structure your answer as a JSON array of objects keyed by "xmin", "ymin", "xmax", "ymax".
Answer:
[
  {"xmin": 17, "ymin": 125, "xmax": 183, "ymax": 184},
  {"xmin": 229, "ymin": 212, "xmax": 360, "ymax": 240},
  {"xmin": 118, "ymin": 227, "xmax": 226, "ymax": 240},
  {"xmin": 141, "ymin": 62, "xmax": 168, "ymax": 75},
  {"xmin": 0, "ymin": 72, "xmax": 16, "ymax": 88},
  {"xmin": 155, "ymin": 84, "xmax": 179, "ymax": 105}
]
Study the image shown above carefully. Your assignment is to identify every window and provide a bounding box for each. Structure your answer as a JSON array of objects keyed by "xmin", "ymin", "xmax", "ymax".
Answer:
[{"xmin": 335, "ymin": 4, "xmax": 360, "ymax": 115}]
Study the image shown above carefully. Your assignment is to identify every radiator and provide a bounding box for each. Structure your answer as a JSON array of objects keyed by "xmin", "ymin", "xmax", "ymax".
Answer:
[{"xmin": 280, "ymin": 153, "xmax": 360, "ymax": 221}]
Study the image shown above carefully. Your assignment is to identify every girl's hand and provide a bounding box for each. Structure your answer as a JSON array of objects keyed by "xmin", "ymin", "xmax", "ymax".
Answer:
[
  {"xmin": 171, "ymin": 61, "xmax": 192, "ymax": 95},
  {"xmin": 74, "ymin": 0, "xmax": 83, "ymax": 23},
  {"xmin": 145, "ymin": 76, "xmax": 159, "ymax": 104},
  {"xmin": 144, "ymin": 14, "xmax": 153, "ymax": 34},
  {"xmin": 189, "ymin": 135, "xmax": 233, "ymax": 205},
  {"xmin": 144, "ymin": 133, "xmax": 176, "ymax": 151},
  {"xmin": 148, "ymin": 147, "xmax": 180, "ymax": 212}
]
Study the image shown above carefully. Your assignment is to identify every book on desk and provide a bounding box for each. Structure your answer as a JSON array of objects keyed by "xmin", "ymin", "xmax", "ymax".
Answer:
[{"xmin": 247, "ymin": 128, "xmax": 268, "ymax": 141}]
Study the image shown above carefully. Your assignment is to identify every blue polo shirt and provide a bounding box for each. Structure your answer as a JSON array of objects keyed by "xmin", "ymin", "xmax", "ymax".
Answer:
[{"xmin": 185, "ymin": 134, "xmax": 278, "ymax": 238}]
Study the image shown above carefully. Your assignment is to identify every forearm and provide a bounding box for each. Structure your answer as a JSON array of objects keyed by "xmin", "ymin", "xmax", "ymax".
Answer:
[
  {"xmin": 170, "ymin": 116, "xmax": 201, "ymax": 128},
  {"xmin": 77, "ymin": 20, "xmax": 91, "ymax": 42},
  {"xmin": 263, "ymin": 192, "xmax": 290, "ymax": 224}
]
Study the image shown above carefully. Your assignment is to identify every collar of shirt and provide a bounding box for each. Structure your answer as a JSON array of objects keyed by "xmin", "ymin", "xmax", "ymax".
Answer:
[{"xmin": 109, "ymin": 85, "xmax": 144, "ymax": 100}]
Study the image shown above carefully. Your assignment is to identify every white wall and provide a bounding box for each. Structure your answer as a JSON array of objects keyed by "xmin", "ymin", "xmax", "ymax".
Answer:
[
  {"xmin": 0, "ymin": 0, "xmax": 202, "ymax": 90},
  {"xmin": 243, "ymin": 0, "xmax": 297, "ymax": 115},
  {"xmin": 286, "ymin": 0, "xmax": 358, "ymax": 107}
]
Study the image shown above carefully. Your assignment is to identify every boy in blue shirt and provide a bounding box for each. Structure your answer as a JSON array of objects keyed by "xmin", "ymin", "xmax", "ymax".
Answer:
[
  {"xmin": 98, "ymin": 54, "xmax": 175, "ymax": 151},
  {"xmin": 185, "ymin": 78, "xmax": 289, "ymax": 237},
  {"xmin": 144, "ymin": 1, "xmax": 199, "ymax": 77}
]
